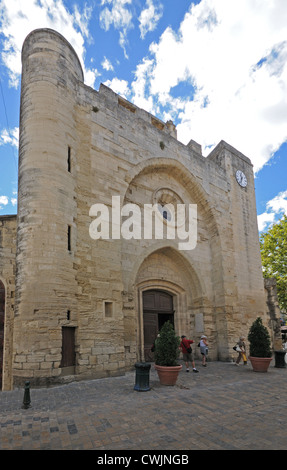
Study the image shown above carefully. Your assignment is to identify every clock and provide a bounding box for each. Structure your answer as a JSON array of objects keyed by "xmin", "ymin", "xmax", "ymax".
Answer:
[{"xmin": 235, "ymin": 170, "xmax": 247, "ymax": 187}]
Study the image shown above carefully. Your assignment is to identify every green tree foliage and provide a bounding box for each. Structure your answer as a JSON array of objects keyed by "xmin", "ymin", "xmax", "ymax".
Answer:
[
  {"xmin": 260, "ymin": 214, "xmax": 287, "ymax": 312},
  {"xmin": 154, "ymin": 321, "xmax": 180, "ymax": 366},
  {"xmin": 248, "ymin": 317, "xmax": 272, "ymax": 357}
]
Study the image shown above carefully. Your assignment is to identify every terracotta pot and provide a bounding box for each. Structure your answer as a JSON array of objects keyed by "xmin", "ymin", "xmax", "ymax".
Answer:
[
  {"xmin": 155, "ymin": 364, "xmax": 182, "ymax": 385},
  {"xmin": 249, "ymin": 356, "xmax": 273, "ymax": 372}
]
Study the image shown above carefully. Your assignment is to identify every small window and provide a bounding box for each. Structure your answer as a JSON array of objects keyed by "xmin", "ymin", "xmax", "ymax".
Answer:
[
  {"xmin": 67, "ymin": 146, "xmax": 71, "ymax": 172},
  {"xmin": 104, "ymin": 301, "xmax": 113, "ymax": 318},
  {"xmin": 67, "ymin": 310, "xmax": 71, "ymax": 321},
  {"xmin": 158, "ymin": 204, "xmax": 172, "ymax": 222},
  {"xmin": 67, "ymin": 225, "xmax": 71, "ymax": 252}
]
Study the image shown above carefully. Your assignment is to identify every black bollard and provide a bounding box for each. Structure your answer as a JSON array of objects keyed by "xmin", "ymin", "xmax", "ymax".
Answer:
[
  {"xmin": 134, "ymin": 362, "xmax": 151, "ymax": 391},
  {"xmin": 22, "ymin": 381, "xmax": 31, "ymax": 409}
]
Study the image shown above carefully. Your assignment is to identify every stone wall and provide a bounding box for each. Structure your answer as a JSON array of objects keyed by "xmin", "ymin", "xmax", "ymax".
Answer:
[{"xmin": 0, "ymin": 215, "xmax": 16, "ymax": 390}]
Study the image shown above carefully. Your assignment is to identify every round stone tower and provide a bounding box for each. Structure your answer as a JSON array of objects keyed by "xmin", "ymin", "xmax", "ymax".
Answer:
[{"xmin": 13, "ymin": 29, "xmax": 84, "ymax": 386}]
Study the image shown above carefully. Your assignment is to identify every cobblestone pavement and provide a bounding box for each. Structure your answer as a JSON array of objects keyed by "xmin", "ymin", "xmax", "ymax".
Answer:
[{"xmin": 0, "ymin": 360, "xmax": 286, "ymax": 450}]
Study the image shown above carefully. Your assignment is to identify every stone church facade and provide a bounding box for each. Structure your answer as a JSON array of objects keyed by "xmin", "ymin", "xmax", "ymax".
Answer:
[{"xmin": 0, "ymin": 29, "xmax": 280, "ymax": 390}]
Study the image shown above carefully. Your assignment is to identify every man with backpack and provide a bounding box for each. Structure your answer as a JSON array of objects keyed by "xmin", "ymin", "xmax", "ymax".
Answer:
[{"xmin": 180, "ymin": 335, "xmax": 199, "ymax": 373}]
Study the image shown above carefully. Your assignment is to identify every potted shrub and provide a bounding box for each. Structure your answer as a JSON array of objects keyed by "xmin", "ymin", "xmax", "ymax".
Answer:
[
  {"xmin": 248, "ymin": 317, "xmax": 273, "ymax": 372},
  {"xmin": 154, "ymin": 321, "xmax": 182, "ymax": 385}
]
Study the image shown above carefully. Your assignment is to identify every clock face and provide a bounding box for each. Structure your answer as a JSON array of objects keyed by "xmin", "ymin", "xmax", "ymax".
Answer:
[{"xmin": 235, "ymin": 170, "xmax": 247, "ymax": 187}]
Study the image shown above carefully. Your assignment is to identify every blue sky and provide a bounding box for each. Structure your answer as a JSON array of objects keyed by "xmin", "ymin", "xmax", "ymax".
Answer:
[{"xmin": 0, "ymin": 0, "xmax": 287, "ymax": 235}]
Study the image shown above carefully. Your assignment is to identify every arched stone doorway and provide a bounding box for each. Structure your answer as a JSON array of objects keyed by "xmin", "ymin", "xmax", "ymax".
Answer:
[
  {"xmin": 0, "ymin": 281, "xmax": 5, "ymax": 389},
  {"xmin": 134, "ymin": 246, "xmax": 206, "ymax": 362},
  {"xmin": 143, "ymin": 289, "xmax": 174, "ymax": 361}
]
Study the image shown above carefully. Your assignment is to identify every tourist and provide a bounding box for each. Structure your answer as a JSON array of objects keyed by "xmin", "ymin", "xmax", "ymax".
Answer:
[
  {"xmin": 235, "ymin": 336, "xmax": 247, "ymax": 365},
  {"xmin": 180, "ymin": 335, "xmax": 199, "ymax": 373},
  {"xmin": 199, "ymin": 335, "xmax": 209, "ymax": 367}
]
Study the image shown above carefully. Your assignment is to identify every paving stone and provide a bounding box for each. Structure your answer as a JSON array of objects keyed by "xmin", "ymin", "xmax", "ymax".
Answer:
[{"xmin": 0, "ymin": 361, "xmax": 286, "ymax": 450}]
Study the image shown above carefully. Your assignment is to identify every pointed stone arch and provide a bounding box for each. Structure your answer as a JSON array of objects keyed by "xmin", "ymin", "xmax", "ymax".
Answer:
[
  {"xmin": 132, "ymin": 243, "xmax": 205, "ymax": 299},
  {"xmin": 124, "ymin": 156, "xmax": 220, "ymax": 239},
  {"xmin": 133, "ymin": 245, "xmax": 210, "ymax": 361}
]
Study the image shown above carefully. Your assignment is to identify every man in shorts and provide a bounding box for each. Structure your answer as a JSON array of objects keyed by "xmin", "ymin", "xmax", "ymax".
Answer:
[{"xmin": 180, "ymin": 335, "xmax": 199, "ymax": 373}]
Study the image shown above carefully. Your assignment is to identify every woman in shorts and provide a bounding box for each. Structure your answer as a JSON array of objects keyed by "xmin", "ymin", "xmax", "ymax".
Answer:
[{"xmin": 199, "ymin": 335, "xmax": 208, "ymax": 367}]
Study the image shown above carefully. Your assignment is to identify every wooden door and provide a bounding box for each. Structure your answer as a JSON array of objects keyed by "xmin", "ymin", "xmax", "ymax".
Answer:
[
  {"xmin": 143, "ymin": 290, "xmax": 174, "ymax": 361},
  {"xmin": 0, "ymin": 282, "xmax": 5, "ymax": 389},
  {"xmin": 61, "ymin": 327, "xmax": 75, "ymax": 370}
]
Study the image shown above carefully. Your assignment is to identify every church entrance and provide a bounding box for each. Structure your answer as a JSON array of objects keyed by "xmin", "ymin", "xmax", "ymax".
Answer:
[
  {"xmin": 0, "ymin": 281, "xmax": 5, "ymax": 389},
  {"xmin": 143, "ymin": 290, "xmax": 174, "ymax": 361}
]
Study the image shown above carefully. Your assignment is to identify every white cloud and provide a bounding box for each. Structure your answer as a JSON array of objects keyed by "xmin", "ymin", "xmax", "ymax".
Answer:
[
  {"xmin": 99, "ymin": 0, "xmax": 133, "ymax": 58},
  {"xmin": 100, "ymin": 0, "xmax": 132, "ymax": 30},
  {"xmin": 257, "ymin": 212, "xmax": 276, "ymax": 233},
  {"xmin": 257, "ymin": 190, "xmax": 287, "ymax": 232},
  {"xmin": 266, "ymin": 190, "xmax": 287, "ymax": 214},
  {"xmin": 85, "ymin": 68, "xmax": 101, "ymax": 88},
  {"xmin": 138, "ymin": 0, "xmax": 163, "ymax": 39},
  {"xmin": 0, "ymin": 0, "xmax": 96, "ymax": 87},
  {"xmin": 73, "ymin": 3, "xmax": 93, "ymax": 39},
  {"xmin": 0, "ymin": 196, "xmax": 9, "ymax": 207},
  {"xmin": 0, "ymin": 127, "xmax": 19, "ymax": 147},
  {"xmin": 102, "ymin": 57, "xmax": 114, "ymax": 71},
  {"xmin": 131, "ymin": 58, "xmax": 155, "ymax": 113},
  {"xmin": 131, "ymin": 0, "xmax": 287, "ymax": 173},
  {"xmin": 103, "ymin": 77, "xmax": 130, "ymax": 99}
]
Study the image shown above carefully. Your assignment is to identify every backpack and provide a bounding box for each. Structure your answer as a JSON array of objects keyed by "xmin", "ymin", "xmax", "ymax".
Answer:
[{"xmin": 182, "ymin": 340, "xmax": 192, "ymax": 354}]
